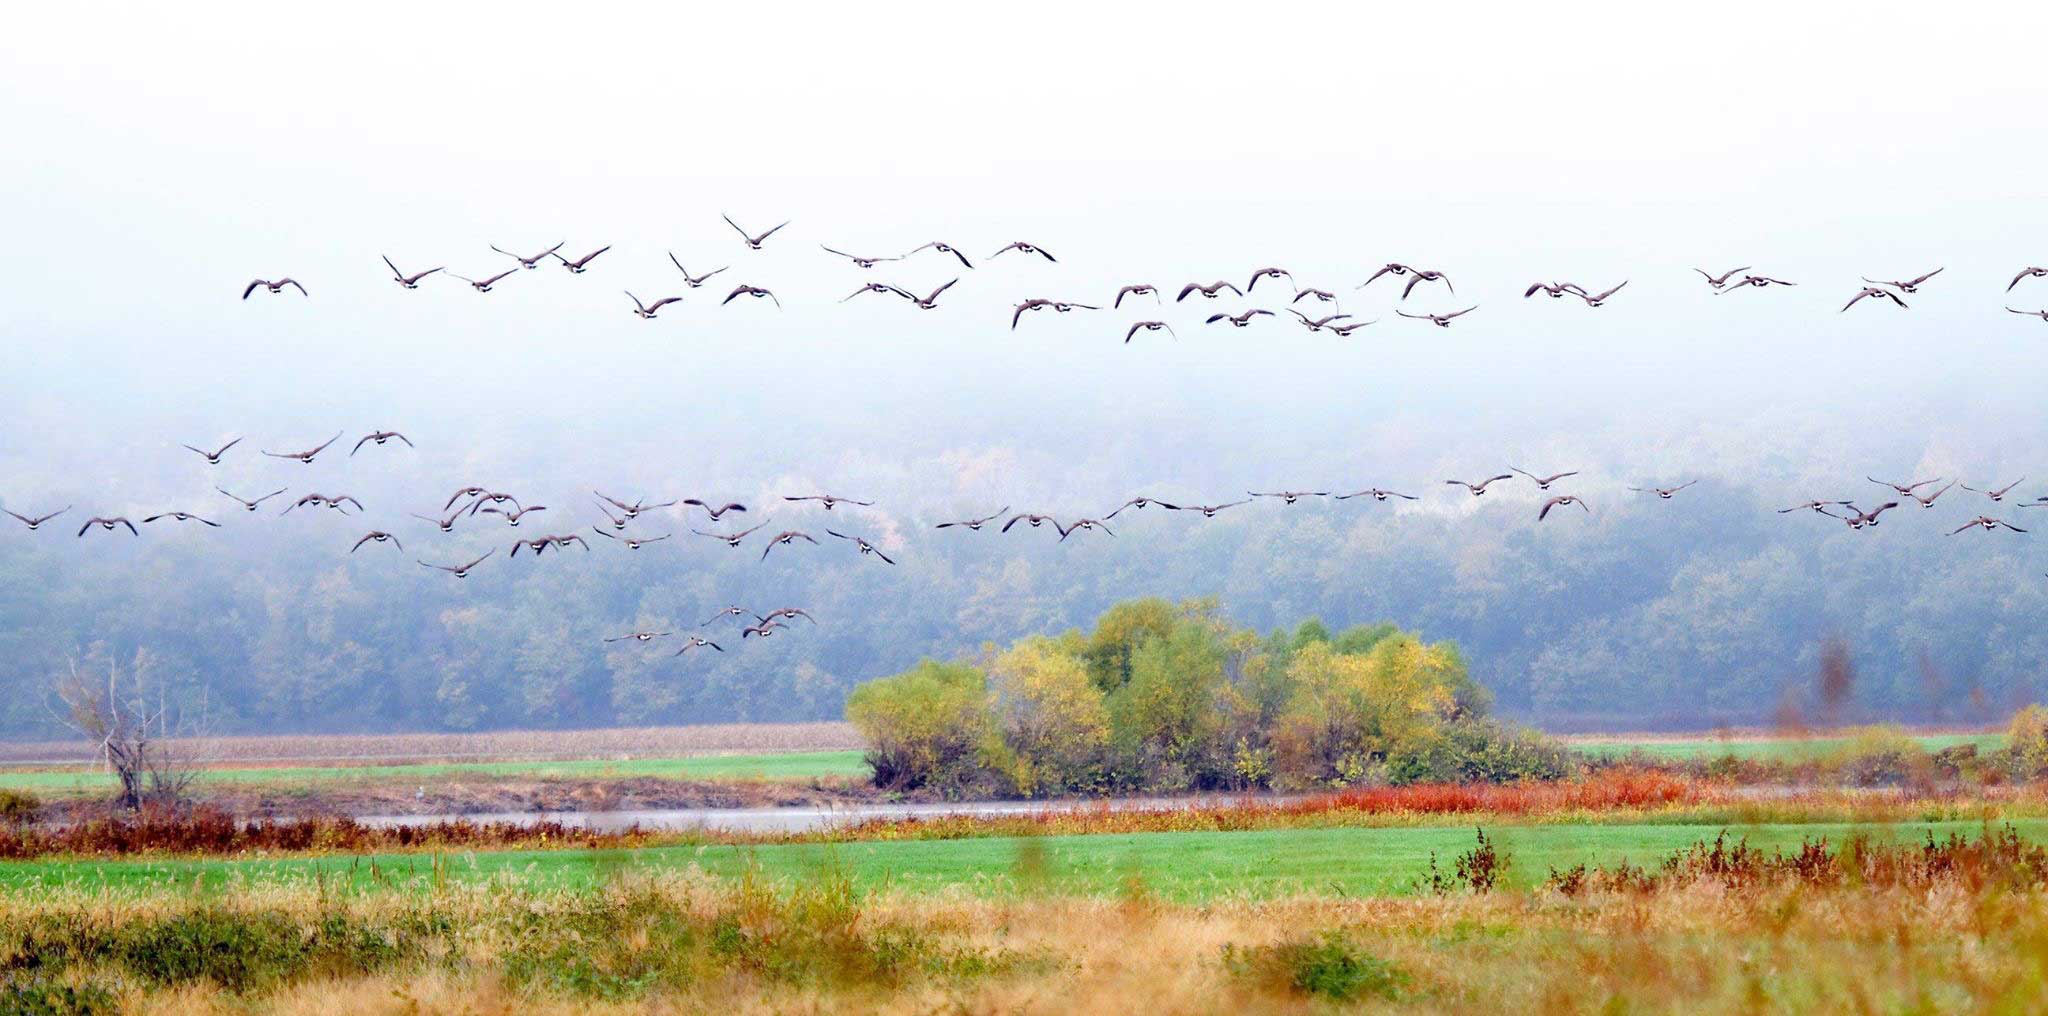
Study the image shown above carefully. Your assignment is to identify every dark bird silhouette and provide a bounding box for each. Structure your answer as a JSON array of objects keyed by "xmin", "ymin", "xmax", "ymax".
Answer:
[
  {"xmin": 1399, "ymin": 270, "xmax": 1453, "ymax": 299},
  {"xmin": 351, "ymin": 531, "xmax": 402, "ymax": 553},
  {"xmin": 510, "ymin": 536, "xmax": 553, "ymax": 558},
  {"xmin": 546, "ymin": 533, "xmax": 590, "ymax": 552},
  {"xmin": 1863, "ymin": 268, "xmax": 1942, "ymax": 294},
  {"xmin": 1245, "ymin": 267, "xmax": 1293, "ymax": 292},
  {"xmin": 1335, "ymin": 488, "xmax": 1418, "ymax": 501},
  {"xmin": 1630, "ymin": 481, "xmax": 1699, "ymax": 499},
  {"xmin": 479, "ymin": 505, "xmax": 547, "ymax": 526},
  {"xmin": 1909, "ymin": 482, "xmax": 1957, "ymax": 508},
  {"xmin": 757, "ymin": 607, "xmax": 816, "ymax": 625},
  {"xmin": 667, "ymin": 253, "xmax": 727, "ymax": 287},
  {"xmin": 1113, "ymin": 284, "xmax": 1159, "ymax": 308},
  {"xmin": 1124, "ymin": 321, "xmax": 1175, "ymax": 343},
  {"xmin": 1287, "ymin": 309, "xmax": 1353, "ymax": 332},
  {"xmin": 180, "ymin": 437, "xmax": 242, "ymax": 465},
  {"xmin": 1180, "ymin": 501, "xmax": 1249, "ymax": 518},
  {"xmin": 1105, "ymin": 497, "xmax": 1177, "ymax": 519},
  {"xmin": 701, "ymin": 605, "xmax": 752, "ymax": 626},
  {"xmin": 1396, "ymin": 307, "xmax": 1478, "ymax": 327},
  {"xmin": 989, "ymin": 241, "xmax": 1056, "ymax": 262},
  {"xmin": 1538, "ymin": 495, "xmax": 1589, "ymax": 520},
  {"xmin": 723, "ymin": 215, "xmax": 789, "ymax": 250},
  {"xmin": 3, "ymin": 506, "xmax": 70, "ymax": 530},
  {"xmin": 451, "ymin": 268, "xmax": 518, "ymax": 292},
  {"xmin": 592, "ymin": 502, "xmax": 631, "ymax": 531},
  {"xmin": 351, "ymin": 431, "xmax": 412, "ymax": 455},
  {"xmin": 827, "ymin": 529, "xmax": 895, "ymax": 563},
  {"xmin": 1292, "ymin": 287, "xmax": 1339, "ymax": 305},
  {"xmin": 383, "ymin": 256, "xmax": 443, "ymax": 288},
  {"xmin": 675, "ymin": 636, "xmax": 724, "ymax": 656},
  {"xmin": 1869, "ymin": 476, "xmax": 1942, "ymax": 497},
  {"xmin": 1842, "ymin": 286, "xmax": 1907, "ymax": 312},
  {"xmin": 692, "ymin": 521, "xmax": 769, "ymax": 547},
  {"xmin": 1250, "ymin": 490, "xmax": 1328, "ymax": 504},
  {"xmin": 759, "ymin": 530, "xmax": 819, "ymax": 559},
  {"xmin": 1058, "ymin": 519, "xmax": 1113, "ymax": 540},
  {"xmin": 262, "ymin": 432, "xmax": 342, "ymax": 464},
  {"xmin": 1207, "ymin": 309, "xmax": 1275, "ymax": 328},
  {"xmin": 551, "ymin": 246, "xmax": 611, "ymax": 273},
  {"xmin": 241, "ymin": 278, "xmax": 306, "ymax": 299},
  {"xmin": 683, "ymin": 499, "xmax": 747, "ymax": 520},
  {"xmin": 1842, "ymin": 502, "xmax": 1901, "ymax": 529},
  {"xmin": 463, "ymin": 492, "xmax": 522, "ymax": 516},
  {"xmin": 722, "ymin": 284, "xmax": 781, "ymax": 308},
  {"xmin": 785, "ymin": 494, "xmax": 873, "ymax": 511},
  {"xmin": 898, "ymin": 279, "xmax": 957, "ymax": 309},
  {"xmin": 141, "ymin": 511, "xmax": 220, "ymax": 528},
  {"xmin": 846, "ymin": 282, "xmax": 908, "ymax": 303},
  {"xmin": 1717, "ymin": 275, "xmax": 1796, "ymax": 292},
  {"xmin": 1694, "ymin": 266, "xmax": 1751, "ymax": 289},
  {"xmin": 1950, "ymin": 516, "xmax": 2027, "ymax": 535},
  {"xmin": 822, "ymin": 245, "xmax": 901, "ymax": 268},
  {"xmin": 1512, "ymin": 468, "xmax": 1579, "ymax": 490},
  {"xmin": 1961, "ymin": 478, "xmax": 2026, "ymax": 503},
  {"xmin": 2008, "ymin": 307, "xmax": 2048, "ymax": 321},
  {"xmin": 906, "ymin": 242, "xmax": 974, "ymax": 269},
  {"xmin": 1358, "ymin": 264, "xmax": 1419, "ymax": 290},
  {"xmin": 2007, "ymin": 267, "xmax": 2047, "ymax": 292},
  {"xmin": 1779, "ymin": 499, "xmax": 1853, "ymax": 514},
  {"xmin": 626, "ymin": 292, "xmax": 684, "ymax": 319},
  {"xmin": 605, "ymin": 631, "xmax": 671, "ymax": 643},
  {"xmin": 741, "ymin": 621, "xmax": 788, "ymax": 639},
  {"xmin": 1176, "ymin": 281, "xmax": 1242, "ymax": 301},
  {"xmin": 1445, "ymin": 475, "xmax": 1514, "ymax": 496},
  {"xmin": 1525, "ymin": 282, "xmax": 1588, "ymax": 299},
  {"xmin": 419, "ymin": 550, "xmax": 492, "ymax": 578},
  {"xmin": 1001, "ymin": 513, "xmax": 1065, "ymax": 534},
  {"xmin": 592, "ymin": 527, "xmax": 670, "ymax": 550},
  {"xmin": 595, "ymin": 492, "xmax": 674, "ymax": 519},
  {"xmin": 411, "ymin": 509, "xmax": 466, "ymax": 534},
  {"xmin": 77, "ymin": 516, "xmax": 139, "ymax": 537},
  {"xmin": 1327, "ymin": 320, "xmax": 1377, "ymax": 336},
  {"xmin": 445, "ymin": 487, "xmax": 490, "ymax": 511},
  {"xmin": 284, "ymin": 493, "xmax": 363, "ymax": 515},
  {"xmin": 492, "ymin": 242, "xmax": 564, "ymax": 269},
  {"xmin": 937, "ymin": 507, "xmax": 1011, "ymax": 529},
  {"xmin": 1576, "ymin": 281, "xmax": 1628, "ymax": 307}
]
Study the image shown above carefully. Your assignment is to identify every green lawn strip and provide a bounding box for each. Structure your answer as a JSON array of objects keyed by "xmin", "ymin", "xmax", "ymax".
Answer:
[
  {"xmin": 1571, "ymin": 733, "xmax": 2005, "ymax": 762},
  {"xmin": 0, "ymin": 749, "xmax": 870, "ymax": 794},
  {"xmin": 6, "ymin": 819, "xmax": 2039, "ymax": 902}
]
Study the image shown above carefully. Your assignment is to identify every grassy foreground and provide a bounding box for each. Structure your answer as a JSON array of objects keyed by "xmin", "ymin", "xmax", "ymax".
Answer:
[{"xmin": 7, "ymin": 818, "xmax": 2045, "ymax": 900}]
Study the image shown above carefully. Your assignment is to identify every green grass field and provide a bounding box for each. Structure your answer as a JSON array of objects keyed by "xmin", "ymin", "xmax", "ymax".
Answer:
[
  {"xmin": 5, "ymin": 817, "xmax": 2037, "ymax": 901},
  {"xmin": 0, "ymin": 749, "xmax": 869, "ymax": 795},
  {"xmin": 1568, "ymin": 732, "xmax": 2004, "ymax": 762}
]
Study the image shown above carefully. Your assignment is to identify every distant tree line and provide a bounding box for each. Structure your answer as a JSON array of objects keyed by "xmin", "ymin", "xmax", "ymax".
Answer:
[{"xmin": 845, "ymin": 598, "xmax": 1570, "ymax": 796}]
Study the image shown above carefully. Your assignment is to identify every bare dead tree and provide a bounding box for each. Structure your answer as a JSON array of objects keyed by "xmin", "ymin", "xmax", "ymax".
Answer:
[{"xmin": 46, "ymin": 648, "xmax": 214, "ymax": 811}]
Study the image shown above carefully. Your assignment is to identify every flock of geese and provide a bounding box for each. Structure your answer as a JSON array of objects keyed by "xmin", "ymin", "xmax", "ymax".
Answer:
[{"xmin": 230, "ymin": 217, "xmax": 2048, "ymax": 343}]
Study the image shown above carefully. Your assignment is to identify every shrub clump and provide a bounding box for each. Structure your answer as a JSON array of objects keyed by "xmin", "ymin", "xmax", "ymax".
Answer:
[{"xmin": 1223, "ymin": 930, "xmax": 1410, "ymax": 1001}]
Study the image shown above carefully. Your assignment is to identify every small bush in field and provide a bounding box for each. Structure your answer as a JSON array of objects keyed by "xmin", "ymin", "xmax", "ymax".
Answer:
[
  {"xmin": 0, "ymin": 976, "xmax": 115, "ymax": 1016},
  {"xmin": 1223, "ymin": 930, "xmax": 1409, "ymax": 1001},
  {"xmin": 1826, "ymin": 726, "xmax": 1928, "ymax": 785},
  {"xmin": 1422, "ymin": 827, "xmax": 1512, "ymax": 894},
  {"xmin": 0, "ymin": 790, "xmax": 41, "ymax": 826},
  {"xmin": 2008, "ymin": 705, "xmax": 2048, "ymax": 777}
]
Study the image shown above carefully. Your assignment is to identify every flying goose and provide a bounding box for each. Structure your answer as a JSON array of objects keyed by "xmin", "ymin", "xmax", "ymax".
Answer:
[
  {"xmin": 1445, "ymin": 475, "xmax": 1514, "ymax": 496},
  {"xmin": 702, "ymin": 605, "xmax": 753, "ymax": 625},
  {"xmin": 592, "ymin": 527, "xmax": 670, "ymax": 550},
  {"xmin": 4, "ymin": 506, "xmax": 70, "ymax": 530},
  {"xmin": 692, "ymin": 521, "xmax": 769, "ymax": 547},
  {"xmin": 2007, "ymin": 267, "xmax": 2047, "ymax": 292},
  {"xmin": 1399, "ymin": 270, "xmax": 1454, "ymax": 299},
  {"xmin": 723, "ymin": 215, "xmax": 789, "ymax": 250},
  {"xmin": 1575, "ymin": 281, "xmax": 1628, "ymax": 307},
  {"xmin": 491, "ymin": 242, "xmax": 564, "ymax": 269},
  {"xmin": 1950, "ymin": 516, "xmax": 2027, "ymax": 535},
  {"xmin": 989, "ymin": 241, "xmax": 1056, "ymax": 262},
  {"xmin": 757, "ymin": 607, "xmax": 817, "ymax": 625},
  {"xmin": 626, "ymin": 292, "xmax": 684, "ymax": 319},
  {"xmin": 351, "ymin": 431, "xmax": 412, "ymax": 455},
  {"xmin": 1524, "ymin": 282, "xmax": 1588, "ymax": 299},
  {"xmin": 1694, "ymin": 266, "xmax": 1751, "ymax": 289},
  {"xmin": 1181, "ymin": 501, "xmax": 1250, "ymax": 518},
  {"xmin": 1292, "ymin": 287, "xmax": 1339, "ymax": 305},
  {"xmin": 1250, "ymin": 490, "xmax": 1328, "ymax": 504},
  {"xmin": 683, "ymin": 499, "xmax": 747, "ymax": 520},
  {"xmin": 1058, "ymin": 518, "xmax": 1114, "ymax": 540},
  {"xmin": 1358, "ymin": 264, "xmax": 1418, "ymax": 289},
  {"xmin": 284, "ymin": 493, "xmax": 363, "ymax": 515},
  {"xmin": 759, "ymin": 530, "xmax": 819, "ymax": 559},
  {"xmin": 846, "ymin": 282, "xmax": 909, "ymax": 303},
  {"xmin": 1842, "ymin": 286, "xmax": 1907, "ymax": 312},
  {"xmin": 1960, "ymin": 478, "xmax": 2026, "ymax": 502},
  {"xmin": 241, "ymin": 278, "xmax": 306, "ymax": 299},
  {"xmin": 1537, "ymin": 495, "xmax": 1589, "ymax": 520},
  {"xmin": 906, "ymin": 242, "xmax": 974, "ymax": 269},
  {"xmin": 592, "ymin": 501, "xmax": 631, "ymax": 531},
  {"xmin": 1176, "ymin": 281, "xmax": 1242, "ymax": 301},
  {"xmin": 1245, "ymin": 267, "xmax": 1293, "ymax": 291},
  {"xmin": 1124, "ymin": 321, "xmax": 1175, "ymax": 343},
  {"xmin": 141, "ymin": 511, "xmax": 220, "ymax": 527},
  {"xmin": 1011, "ymin": 299, "xmax": 1053, "ymax": 328},
  {"xmin": 551, "ymin": 246, "xmax": 611, "ymax": 273},
  {"xmin": 596, "ymin": 492, "xmax": 675, "ymax": 518},
  {"xmin": 1778, "ymin": 499, "xmax": 1853, "ymax": 514},
  {"xmin": 667, "ymin": 254, "xmax": 727, "ymax": 287},
  {"xmin": 1334, "ymin": 488, "xmax": 1418, "ymax": 501},
  {"xmin": 675, "ymin": 636, "xmax": 724, "ymax": 655},
  {"xmin": 1842, "ymin": 502, "xmax": 1900, "ymax": 529},
  {"xmin": 479, "ymin": 504, "xmax": 547, "ymax": 526},
  {"xmin": 1105, "ymin": 497, "xmax": 1177, "ymax": 519},
  {"xmin": 1717, "ymin": 275, "xmax": 1796, "ymax": 292},
  {"xmin": 547, "ymin": 533, "xmax": 590, "ymax": 552},
  {"xmin": 419, "ymin": 550, "xmax": 493, "ymax": 578},
  {"xmin": 822, "ymin": 245, "xmax": 901, "ymax": 268},
  {"xmin": 263, "ymin": 432, "xmax": 342, "ymax": 464},
  {"xmin": 741, "ymin": 621, "xmax": 788, "ymax": 639},
  {"xmin": 1001, "ymin": 513, "xmax": 1065, "ymax": 535},
  {"xmin": 1327, "ymin": 320, "xmax": 1377, "ymax": 336},
  {"xmin": 1512, "ymin": 468, "xmax": 1579, "ymax": 490},
  {"xmin": 784, "ymin": 494, "xmax": 874, "ymax": 510},
  {"xmin": 444, "ymin": 487, "xmax": 490, "ymax": 510},
  {"xmin": 1287, "ymin": 309, "xmax": 1353, "ymax": 332},
  {"xmin": 827, "ymin": 529, "xmax": 895, "ymax": 563},
  {"xmin": 382, "ymin": 256, "xmax": 443, "ymax": 288},
  {"xmin": 722, "ymin": 284, "xmax": 781, "ymax": 308},
  {"xmin": 898, "ymin": 279, "xmax": 957, "ymax": 309},
  {"xmin": 509, "ymin": 536, "xmax": 554, "ymax": 558},
  {"xmin": 450, "ymin": 268, "xmax": 518, "ymax": 292},
  {"xmin": 936, "ymin": 506, "xmax": 1012, "ymax": 529},
  {"xmin": 1630, "ymin": 480, "xmax": 1699, "ymax": 499},
  {"xmin": 1863, "ymin": 268, "xmax": 1942, "ymax": 294},
  {"xmin": 463, "ymin": 491, "xmax": 522, "ymax": 515},
  {"xmin": 604, "ymin": 631, "xmax": 672, "ymax": 643},
  {"xmin": 1396, "ymin": 307, "xmax": 1478, "ymax": 327},
  {"xmin": 1869, "ymin": 476, "xmax": 1942, "ymax": 497},
  {"xmin": 1909, "ymin": 482, "xmax": 1957, "ymax": 508},
  {"xmin": 2008, "ymin": 307, "xmax": 2048, "ymax": 321},
  {"xmin": 1207, "ymin": 309, "xmax": 1275, "ymax": 327},
  {"xmin": 1112, "ymin": 284, "xmax": 1159, "ymax": 308},
  {"xmin": 77, "ymin": 517, "xmax": 139, "ymax": 537},
  {"xmin": 351, "ymin": 531, "xmax": 402, "ymax": 553},
  {"xmin": 181, "ymin": 437, "xmax": 242, "ymax": 465},
  {"xmin": 410, "ymin": 509, "xmax": 465, "ymax": 533}
]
